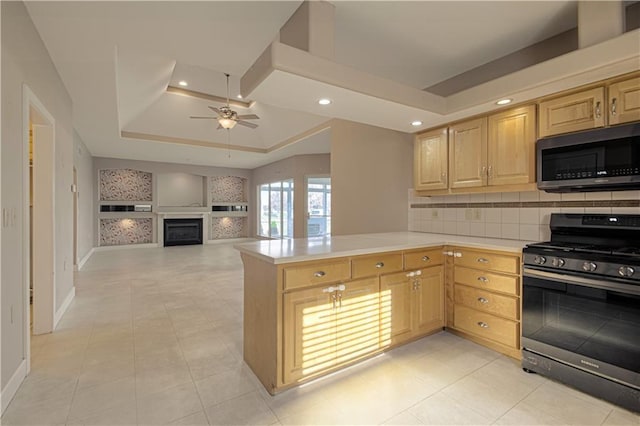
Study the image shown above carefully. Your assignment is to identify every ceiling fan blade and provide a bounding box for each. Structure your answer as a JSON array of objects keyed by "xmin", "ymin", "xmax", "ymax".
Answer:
[
  {"xmin": 237, "ymin": 120, "xmax": 258, "ymax": 129},
  {"xmin": 236, "ymin": 114, "xmax": 259, "ymax": 120},
  {"xmin": 190, "ymin": 116, "xmax": 217, "ymax": 119},
  {"xmin": 208, "ymin": 106, "xmax": 221, "ymax": 114}
]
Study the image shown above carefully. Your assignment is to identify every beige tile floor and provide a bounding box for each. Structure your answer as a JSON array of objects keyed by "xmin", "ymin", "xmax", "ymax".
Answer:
[{"xmin": 2, "ymin": 243, "xmax": 639, "ymax": 425}]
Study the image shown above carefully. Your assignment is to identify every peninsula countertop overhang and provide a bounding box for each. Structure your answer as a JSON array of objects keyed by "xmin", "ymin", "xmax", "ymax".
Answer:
[{"xmin": 234, "ymin": 232, "xmax": 532, "ymax": 264}]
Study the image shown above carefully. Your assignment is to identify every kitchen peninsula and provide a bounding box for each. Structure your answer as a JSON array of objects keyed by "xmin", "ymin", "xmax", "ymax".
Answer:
[{"xmin": 235, "ymin": 232, "xmax": 528, "ymax": 394}]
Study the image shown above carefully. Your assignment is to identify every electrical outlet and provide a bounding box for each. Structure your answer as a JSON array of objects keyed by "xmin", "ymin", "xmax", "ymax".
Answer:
[
  {"xmin": 473, "ymin": 208, "xmax": 482, "ymax": 220},
  {"xmin": 431, "ymin": 209, "xmax": 439, "ymax": 219}
]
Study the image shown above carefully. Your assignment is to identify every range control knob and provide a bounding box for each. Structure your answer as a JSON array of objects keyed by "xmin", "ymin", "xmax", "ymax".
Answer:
[
  {"xmin": 551, "ymin": 258, "xmax": 565, "ymax": 267},
  {"xmin": 533, "ymin": 256, "xmax": 546, "ymax": 265},
  {"xmin": 582, "ymin": 262, "xmax": 597, "ymax": 272},
  {"xmin": 618, "ymin": 266, "xmax": 635, "ymax": 277}
]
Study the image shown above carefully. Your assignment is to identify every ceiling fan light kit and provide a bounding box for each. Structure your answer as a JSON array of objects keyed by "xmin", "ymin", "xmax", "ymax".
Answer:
[{"xmin": 189, "ymin": 73, "xmax": 259, "ymax": 131}]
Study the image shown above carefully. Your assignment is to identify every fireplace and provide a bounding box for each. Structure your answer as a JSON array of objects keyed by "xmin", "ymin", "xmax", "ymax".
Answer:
[{"xmin": 163, "ymin": 218, "xmax": 203, "ymax": 246}]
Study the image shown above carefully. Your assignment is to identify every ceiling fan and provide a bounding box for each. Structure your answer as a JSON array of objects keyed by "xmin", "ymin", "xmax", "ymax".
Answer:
[{"xmin": 190, "ymin": 73, "xmax": 259, "ymax": 130}]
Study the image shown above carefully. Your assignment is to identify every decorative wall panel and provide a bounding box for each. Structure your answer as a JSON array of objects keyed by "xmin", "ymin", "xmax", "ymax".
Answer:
[
  {"xmin": 210, "ymin": 176, "xmax": 246, "ymax": 202},
  {"xmin": 100, "ymin": 169, "xmax": 152, "ymax": 201},
  {"xmin": 100, "ymin": 218, "xmax": 153, "ymax": 246},
  {"xmin": 211, "ymin": 217, "xmax": 245, "ymax": 239}
]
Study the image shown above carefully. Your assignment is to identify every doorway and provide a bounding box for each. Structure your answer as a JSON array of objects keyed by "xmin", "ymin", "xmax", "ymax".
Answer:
[
  {"xmin": 305, "ymin": 176, "xmax": 331, "ymax": 237},
  {"xmin": 23, "ymin": 85, "xmax": 56, "ymax": 352}
]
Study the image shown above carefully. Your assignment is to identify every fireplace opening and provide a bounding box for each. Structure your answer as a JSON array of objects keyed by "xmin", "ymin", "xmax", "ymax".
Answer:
[{"xmin": 164, "ymin": 218, "xmax": 203, "ymax": 246}]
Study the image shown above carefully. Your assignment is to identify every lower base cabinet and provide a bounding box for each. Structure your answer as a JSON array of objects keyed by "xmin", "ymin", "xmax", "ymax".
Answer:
[{"xmin": 380, "ymin": 265, "xmax": 444, "ymax": 347}]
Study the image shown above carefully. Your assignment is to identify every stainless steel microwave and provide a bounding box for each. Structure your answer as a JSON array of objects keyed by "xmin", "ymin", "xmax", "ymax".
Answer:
[{"xmin": 536, "ymin": 122, "xmax": 640, "ymax": 192}]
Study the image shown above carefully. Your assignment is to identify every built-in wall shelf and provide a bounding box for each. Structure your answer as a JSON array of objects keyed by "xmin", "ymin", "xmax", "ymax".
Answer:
[{"xmin": 211, "ymin": 202, "xmax": 248, "ymax": 218}]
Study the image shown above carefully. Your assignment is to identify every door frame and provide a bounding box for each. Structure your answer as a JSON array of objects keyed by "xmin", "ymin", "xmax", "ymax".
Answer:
[
  {"xmin": 304, "ymin": 175, "xmax": 331, "ymax": 238},
  {"xmin": 23, "ymin": 85, "xmax": 56, "ymax": 371}
]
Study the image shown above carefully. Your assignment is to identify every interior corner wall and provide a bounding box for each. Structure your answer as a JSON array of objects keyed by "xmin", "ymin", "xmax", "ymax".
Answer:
[
  {"xmin": 74, "ymin": 132, "xmax": 94, "ymax": 263},
  {"xmin": 330, "ymin": 120, "xmax": 413, "ymax": 236},
  {"xmin": 251, "ymin": 154, "xmax": 331, "ymax": 238},
  {"xmin": 1, "ymin": 1, "xmax": 74, "ymax": 390}
]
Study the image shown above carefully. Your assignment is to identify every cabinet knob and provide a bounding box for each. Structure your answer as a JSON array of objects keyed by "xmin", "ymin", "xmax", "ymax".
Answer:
[
  {"xmin": 611, "ymin": 97, "xmax": 617, "ymax": 116},
  {"xmin": 375, "ymin": 262, "xmax": 385, "ymax": 268},
  {"xmin": 477, "ymin": 297, "xmax": 489, "ymax": 304},
  {"xmin": 454, "ymin": 252, "xmax": 462, "ymax": 258},
  {"xmin": 421, "ymin": 256, "xmax": 430, "ymax": 262},
  {"xmin": 477, "ymin": 257, "xmax": 489, "ymax": 263},
  {"xmin": 314, "ymin": 271, "xmax": 326, "ymax": 278},
  {"xmin": 477, "ymin": 321, "xmax": 489, "ymax": 329},
  {"xmin": 595, "ymin": 101, "xmax": 601, "ymax": 118},
  {"xmin": 477, "ymin": 276, "xmax": 489, "ymax": 283}
]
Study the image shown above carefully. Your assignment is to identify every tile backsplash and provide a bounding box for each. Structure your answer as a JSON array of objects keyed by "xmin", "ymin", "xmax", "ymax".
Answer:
[{"xmin": 408, "ymin": 190, "xmax": 640, "ymax": 242}]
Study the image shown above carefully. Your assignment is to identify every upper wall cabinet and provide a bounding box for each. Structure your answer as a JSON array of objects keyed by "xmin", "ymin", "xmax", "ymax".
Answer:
[
  {"xmin": 538, "ymin": 87, "xmax": 605, "ymax": 138},
  {"xmin": 487, "ymin": 105, "xmax": 536, "ymax": 186},
  {"xmin": 538, "ymin": 72, "xmax": 640, "ymax": 138},
  {"xmin": 449, "ymin": 118, "xmax": 488, "ymax": 189},
  {"xmin": 414, "ymin": 127, "xmax": 448, "ymax": 191},
  {"xmin": 608, "ymin": 75, "xmax": 640, "ymax": 126}
]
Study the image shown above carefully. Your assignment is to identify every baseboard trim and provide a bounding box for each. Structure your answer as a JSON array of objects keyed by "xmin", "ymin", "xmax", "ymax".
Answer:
[
  {"xmin": 77, "ymin": 247, "xmax": 95, "ymax": 270},
  {"xmin": 54, "ymin": 287, "xmax": 75, "ymax": 329},
  {"xmin": 93, "ymin": 243, "xmax": 158, "ymax": 252},
  {"xmin": 1, "ymin": 359, "xmax": 27, "ymax": 414}
]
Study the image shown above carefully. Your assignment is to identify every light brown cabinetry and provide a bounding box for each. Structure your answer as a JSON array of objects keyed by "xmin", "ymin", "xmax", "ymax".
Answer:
[
  {"xmin": 414, "ymin": 127, "xmax": 448, "ymax": 191},
  {"xmin": 538, "ymin": 87, "xmax": 606, "ymax": 138},
  {"xmin": 446, "ymin": 247, "xmax": 521, "ymax": 358},
  {"xmin": 283, "ymin": 276, "xmax": 379, "ymax": 383},
  {"xmin": 538, "ymin": 72, "xmax": 640, "ymax": 137},
  {"xmin": 380, "ymin": 264, "xmax": 444, "ymax": 347},
  {"xmin": 416, "ymin": 105, "xmax": 536, "ymax": 195},
  {"xmin": 608, "ymin": 76, "xmax": 640, "ymax": 125}
]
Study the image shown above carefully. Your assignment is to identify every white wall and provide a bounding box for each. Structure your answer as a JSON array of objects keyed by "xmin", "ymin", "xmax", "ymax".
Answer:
[
  {"xmin": 251, "ymin": 154, "xmax": 331, "ymax": 238},
  {"xmin": 1, "ymin": 0, "xmax": 74, "ymax": 393},
  {"xmin": 73, "ymin": 132, "xmax": 94, "ymax": 264},
  {"xmin": 331, "ymin": 120, "xmax": 413, "ymax": 235},
  {"xmin": 157, "ymin": 173, "xmax": 205, "ymax": 207}
]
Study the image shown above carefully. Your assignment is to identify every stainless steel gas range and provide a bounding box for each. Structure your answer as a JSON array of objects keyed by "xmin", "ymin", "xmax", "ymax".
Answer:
[{"xmin": 522, "ymin": 213, "xmax": 640, "ymax": 413}]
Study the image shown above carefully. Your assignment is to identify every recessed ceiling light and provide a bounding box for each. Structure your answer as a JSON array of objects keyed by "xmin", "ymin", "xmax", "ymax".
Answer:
[
  {"xmin": 496, "ymin": 98, "xmax": 512, "ymax": 105},
  {"xmin": 318, "ymin": 98, "xmax": 332, "ymax": 105},
  {"xmin": 236, "ymin": 94, "xmax": 243, "ymax": 99},
  {"xmin": 178, "ymin": 81, "xmax": 188, "ymax": 87},
  {"xmin": 411, "ymin": 120, "xmax": 423, "ymax": 126}
]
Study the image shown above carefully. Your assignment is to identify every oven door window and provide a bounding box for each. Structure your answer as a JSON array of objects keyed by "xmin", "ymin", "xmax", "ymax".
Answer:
[{"xmin": 523, "ymin": 277, "xmax": 640, "ymax": 373}]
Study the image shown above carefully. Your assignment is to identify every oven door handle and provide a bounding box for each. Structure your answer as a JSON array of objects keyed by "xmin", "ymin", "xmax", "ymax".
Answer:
[{"xmin": 523, "ymin": 267, "xmax": 640, "ymax": 296}]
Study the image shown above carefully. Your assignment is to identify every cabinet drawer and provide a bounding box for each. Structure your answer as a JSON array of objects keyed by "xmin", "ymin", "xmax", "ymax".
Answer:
[
  {"xmin": 283, "ymin": 260, "xmax": 351, "ymax": 291},
  {"xmin": 352, "ymin": 253, "xmax": 403, "ymax": 279},
  {"xmin": 454, "ymin": 266, "xmax": 519, "ymax": 296},
  {"xmin": 454, "ymin": 285, "xmax": 518, "ymax": 320},
  {"xmin": 404, "ymin": 248, "xmax": 444, "ymax": 270},
  {"xmin": 454, "ymin": 305, "xmax": 518, "ymax": 348},
  {"xmin": 454, "ymin": 249, "xmax": 519, "ymax": 275}
]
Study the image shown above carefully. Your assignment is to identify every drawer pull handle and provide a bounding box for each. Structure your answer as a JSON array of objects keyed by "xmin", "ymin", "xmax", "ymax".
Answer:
[
  {"xmin": 422, "ymin": 256, "xmax": 430, "ymax": 262},
  {"xmin": 611, "ymin": 98, "xmax": 617, "ymax": 116},
  {"xmin": 477, "ymin": 257, "xmax": 489, "ymax": 263},
  {"xmin": 314, "ymin": 271, "xmax": 326, "ymax": 278},
  {"xmin": 477, "ymin": 276, "xmax": 489, "ymax": 283},
  {"xmin": 477, "ymin": 297, "xmax": 489, "ymax": 304},
  {"xmin": 375, "ymin": 262, "xmax": 385, "ymax": 268},
  {"xmin": 477, "ymin": 321, "xmax": 489, "ymax": 329}
]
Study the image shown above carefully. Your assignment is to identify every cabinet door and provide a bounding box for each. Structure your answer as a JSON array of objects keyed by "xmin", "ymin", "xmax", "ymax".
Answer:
[
  {"xmin": 414, "ymin": 128, "xmax": 448, "ymax": 191},
  {"xmin": 380, "ymin": 271, "xmax": 413, "ymax": 347},
  {"xmin": 488, "ymin": 105, "xmax": 536, "ymax": 186},
  {"xmin": 538, "ymin": 87, "xmax": 605, "ymax": 137},
  {"xmin": 414, "ymin": 266, "xmax": 444, "ymax": 335},
  {"xmin": 449, "ymin": 118, "xmax": 487, "ymax": 189},
  {"xmin": 608, "ymin": 76, "xmax": 640, "ymax": 125},
  {"xmin": 283, "ymin": 287, "xmax": 336, "ymax": 383},
  {"xmin": 335, "ymin": 278, "xmax": 380, "ymax": 366}
]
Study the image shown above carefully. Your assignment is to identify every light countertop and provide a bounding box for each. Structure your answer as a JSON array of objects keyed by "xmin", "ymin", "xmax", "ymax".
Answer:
[{"xmin": 234, "ymin": 232, "xmax": 533, "ymax": 264}]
